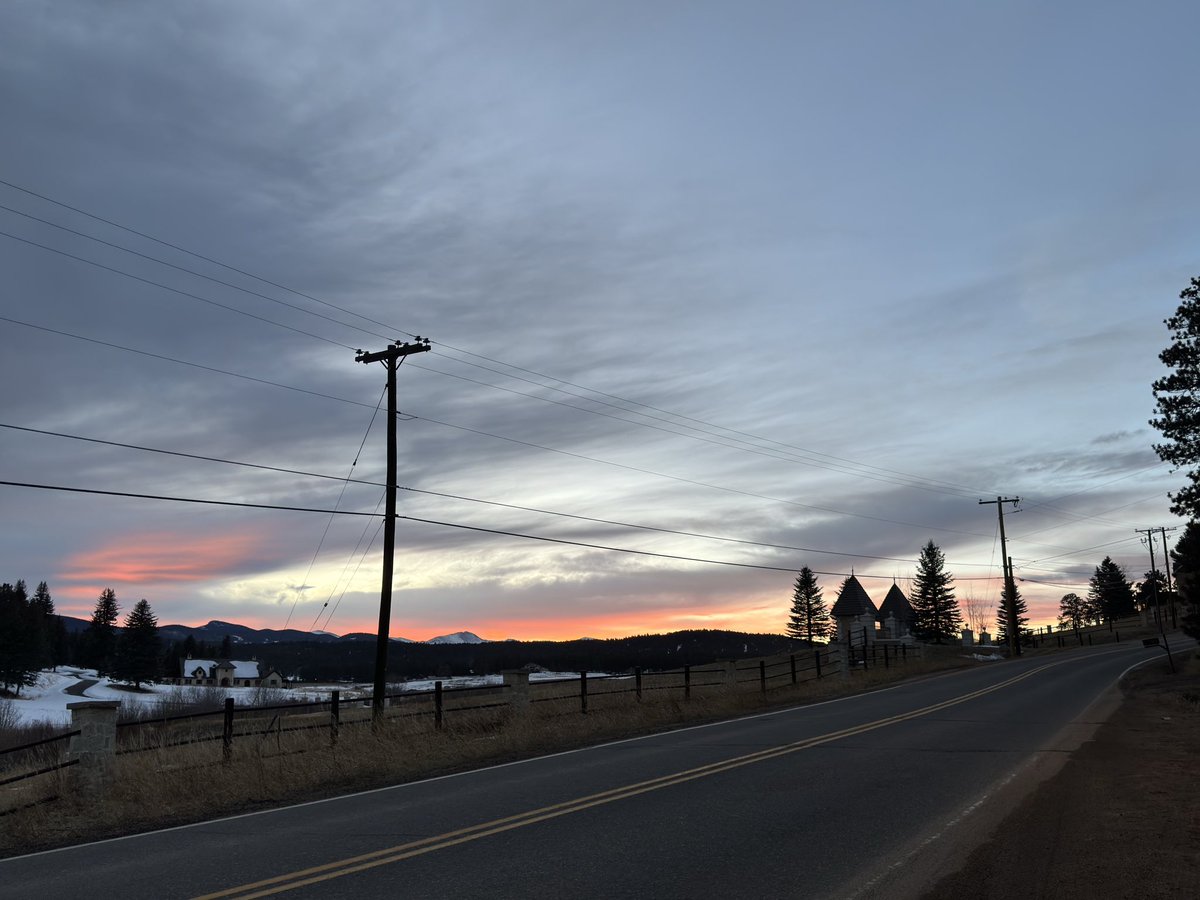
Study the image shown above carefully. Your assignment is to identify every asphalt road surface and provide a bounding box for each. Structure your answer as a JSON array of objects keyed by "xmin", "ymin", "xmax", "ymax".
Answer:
[{"xmin": 0, "ymin": 643, "xmax": 1166, "ymax": 899}]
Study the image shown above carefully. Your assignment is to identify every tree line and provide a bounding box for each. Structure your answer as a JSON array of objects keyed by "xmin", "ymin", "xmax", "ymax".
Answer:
[
  {"xmin": 786, "ymin": 541, "xmax": 1192, "ymax": 649},
  {"xmin": 0, "ymin": 582, "xmax": 238, "ymax": 695}
]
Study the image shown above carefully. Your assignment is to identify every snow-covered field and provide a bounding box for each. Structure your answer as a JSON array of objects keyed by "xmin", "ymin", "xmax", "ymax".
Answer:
[{"xmin": 2, "ymin": 669, "xmax": 613, "ymax": 728}]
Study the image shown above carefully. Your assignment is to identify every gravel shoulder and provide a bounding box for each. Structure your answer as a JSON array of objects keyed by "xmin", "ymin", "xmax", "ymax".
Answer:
[{"xmin": 921, "ymin": 647, "xmax": 1200, "ymax": 900}]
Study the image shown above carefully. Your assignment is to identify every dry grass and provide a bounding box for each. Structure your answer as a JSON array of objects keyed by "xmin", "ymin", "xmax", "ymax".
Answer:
[{"xmin": 0, "ymin": 646, "xmax": 981, "ymax": 858}]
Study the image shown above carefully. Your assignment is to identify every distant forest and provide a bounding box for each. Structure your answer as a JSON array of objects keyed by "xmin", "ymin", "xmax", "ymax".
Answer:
[{"xmin": 253, "ymin": 630, "xmax": 802, "ymax": 682}]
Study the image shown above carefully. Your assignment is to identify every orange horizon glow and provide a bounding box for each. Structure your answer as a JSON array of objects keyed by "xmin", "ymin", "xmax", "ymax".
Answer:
[{"xmin": 54, "ymin": 528, "xmax": 274, "ymax": 602}]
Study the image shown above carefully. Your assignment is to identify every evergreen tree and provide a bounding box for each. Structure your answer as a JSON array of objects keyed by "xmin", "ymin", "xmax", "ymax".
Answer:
[
  {"xmin": 1151, "ymin": 276, "xmax": 1200, "ymax": 518},
  {"xmin": 80, "ymin": 588, "xmax": 120, "ymax": 675},
  {"xmin": 29, "ymin": 581, "xmax": 59, "ymax": 669},
  {"xmin": 0, "ymin": 581, "xmax": 40, "ymax": 694},
  {"xmin": 219, "ymin": 634, "xmax": 233, "ymax": 658},
  {"xmin": 1058, "ymin": 593, "xmax": 1087, "ymax": 632},
  {"xmin": 995, "ymin": 581, "xmax": 1029, "ymax": 646},
  {"xmin": 786, "ymin": 567, "xmax": 832, "ymax": 644},
  {"xmin": 1170, "ymin": 521, "xmax": 1200, "ymax": 640},
  {"xmin": 114, "ymin": 599, "xmax": 160, "ymax": 688},
  {"xmin": 1087, "ymin": 557, "xmax": 1137, "ymax": 622},
  {"xmin": 909, "ymin": 541, "xmax": 961, "ymax": 643},
  {"xmin": 1134, "ymin": 570, "xmax": 1168, "ymax": 614}
]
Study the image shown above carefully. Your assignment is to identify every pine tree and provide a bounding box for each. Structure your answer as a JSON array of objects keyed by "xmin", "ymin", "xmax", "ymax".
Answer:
[
  {"xmin": 1151, "ymin": 277, "xmax": 1200, "ymax": 518},
  {"xmin": 29, "ymin": 581, "xmax": 59, "ymax": 669},
  {"xmin": 909, "ymin": 541, "xmax": 961, "ymax": 643},
  {"xmin": 1058, "ymin": 593, "xmax": 1087, "ymax": 632},
  {"xmin": 995, "ymin": 581, "xmax": 1029, "ymax": 646},
  {"xmin": 786, "ymin": 567, "xmax": 831, "ymax": 644},
  {"xmin": 0, "ymin": 581, "xmax": 40, "ymax": 694},
  {"xmin": 81, "ymin": 588, "xmax": 120, "ymax": 675},
  {"xmin": 114, "ymin": 599, "xmax": 160, "ymax": 688},
  {"xmin": 1087, "ymin": 557, "xmax": 1136, "ymax": 622},
  {"xmin": 1170, "ymin": 521, "xmax": 1200, "ymax": 640}
]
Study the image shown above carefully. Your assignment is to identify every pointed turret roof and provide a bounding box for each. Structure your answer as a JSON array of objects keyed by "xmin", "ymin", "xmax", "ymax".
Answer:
[
  {"xmin": 829, "ymin": 575, "xmax": 877, "ymax": 617},
  {"xmin": 878, "ymin": 583, "xmax": 915, "ymax": 622}
]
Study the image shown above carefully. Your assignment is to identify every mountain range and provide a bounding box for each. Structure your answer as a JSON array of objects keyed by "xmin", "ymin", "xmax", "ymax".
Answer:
[{"xmin": 57, "ymin": 616, "xmax": 486, "ymax": 646}]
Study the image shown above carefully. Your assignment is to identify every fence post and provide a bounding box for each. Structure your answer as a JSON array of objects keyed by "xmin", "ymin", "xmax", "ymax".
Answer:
[
  {"xmin": 901, "ymin": 643, "xmax": 907, "ymax": 662},
  {"xmin": 861, "ymin": 628, "xmax": 869, "ymax": 671},
  {"xmin": 884, "ymin": 644, "xmax": 890, "ymax": 668},
  {"xmin": 330, "ymin": 690, "xmax": 340, "ymax": 747},
  {"xmin": 1115, "ymin": 630, "xmax": 1120, "ymax": 643},
  {"xmin": 759, "ymin": 660, "xmax": 767, "ymax": 695},
  {"xmin": 684, "ymin": 665, "xmax": 691, "ymax": 700},
  {"xmin": 502, "ymin": 670, "xmax": 530, "ymax": 712},
  {"xmin": 580, "ymin": 671, "xmax": 588, "ymax": 715},
  {"xmin": 222, "ymin": 697, "xmax": 234, "ymax": 764},
  {"xmin": 814, "ymin": 649, "xmax": 822, "ymax": 679},
  {"xmin": 66, "ymin": 700, "xmax": 119, "ymax": 796},
  {"xmin": 635, "ymin": 667, "xmax": 643, "ymax": 701},
  {"xmin": 1088, "ymin": 633, "xmax": 1093, "ymax": 646},
  {"xmin": 790, "ymin": 654, "xmax": 797, "ymax": 685},
  {"xmin": 434, "ymin": 681, "xmax": 444, "ymax": 729}
]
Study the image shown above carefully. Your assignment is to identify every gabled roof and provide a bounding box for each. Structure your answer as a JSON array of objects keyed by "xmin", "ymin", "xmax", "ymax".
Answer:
[
  {"xmin": 830, "ymin": 576, "xmax": 877, "ymax": 617},
  {"xmin": 878, "ymin": 584, "xmax": 915, "ymax": 622},
  {"xmin": 180, "ymin": 658, "xmax": 263, "ymax": 679}
]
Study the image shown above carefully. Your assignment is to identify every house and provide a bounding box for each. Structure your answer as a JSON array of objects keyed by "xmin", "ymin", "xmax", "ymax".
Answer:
[{"xmin": 177, "ymin": 657, "xmax": 284, "ymax": 688}]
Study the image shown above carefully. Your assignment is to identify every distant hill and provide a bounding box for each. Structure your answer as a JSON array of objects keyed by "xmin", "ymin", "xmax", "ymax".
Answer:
[{"xmin": 57, "ymin": 616, "xmax": 474, "ymax": 646}]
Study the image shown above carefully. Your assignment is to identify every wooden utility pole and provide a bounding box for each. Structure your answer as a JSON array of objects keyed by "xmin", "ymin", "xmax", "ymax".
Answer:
[
  {"xmin": 1160, "ymin": 525, "xmax": 1178, "ymax": 627},
  {"xmin": 980, "ymin": 497, "xmax": 1021, "ymax": 656},
  {"xmin": 356, "ymin": 338, "xmax": 431, "ymax": 719}
]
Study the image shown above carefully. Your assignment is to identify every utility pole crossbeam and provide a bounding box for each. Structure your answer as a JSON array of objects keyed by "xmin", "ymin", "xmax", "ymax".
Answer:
[
  {"xmin": 356, "ymin": 338, "xmax": 431, "ymax": 720},
  {"xmin": 980, "ymin": 496, "xmax": 1021, "ymax": 657}
]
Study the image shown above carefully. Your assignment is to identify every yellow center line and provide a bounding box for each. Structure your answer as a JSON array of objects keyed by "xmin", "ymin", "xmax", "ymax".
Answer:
[{"xmin": 195, "ymin": 660, "xmax": 1066, "ymax": 899}]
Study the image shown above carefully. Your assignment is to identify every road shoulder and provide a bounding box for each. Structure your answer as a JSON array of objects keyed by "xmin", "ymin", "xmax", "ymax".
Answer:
[{"xmin": 920, "ymin": 650, "xmax": 1200, "ymax": 900}]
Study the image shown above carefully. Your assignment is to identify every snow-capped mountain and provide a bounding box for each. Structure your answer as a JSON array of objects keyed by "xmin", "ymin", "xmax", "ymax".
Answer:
[{"xmin": 426, "ymin": 631, "xmax": 487, "ymax": 644}]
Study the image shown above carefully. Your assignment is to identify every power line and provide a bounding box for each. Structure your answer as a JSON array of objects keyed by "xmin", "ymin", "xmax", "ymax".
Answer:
[
  {"xmin": 282, "ymin": 383, "xmax": 388, "ymax": 631},
  {"xmin": 0, "ymin": 477, "xmax": 995, "ymax": 579},
  {"xmin": 0, "ymin": 229, "xmax": 355, "ymax": 349},
  {"xmin": 0, "ymin": 202, "xmax": 397, "ymax": 346},
  {"xmin": 0, "ymin": 177, "xmax": 997, "ymax": 500},
  {"xmin": 0, "ymin": 315, "xmax": 1011, "ymax": 544},
  {"xmin": 0, "ymin": 421, "xmax": 1002, "ymax": 568}
]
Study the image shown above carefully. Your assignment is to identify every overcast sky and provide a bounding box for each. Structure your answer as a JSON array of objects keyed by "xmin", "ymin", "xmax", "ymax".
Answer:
[{"xmin": 1, "ymin": 1, "xmax": 1196, "ymax": 640}]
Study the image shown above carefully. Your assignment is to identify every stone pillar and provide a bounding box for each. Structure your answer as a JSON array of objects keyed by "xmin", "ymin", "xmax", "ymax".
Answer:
[
  {"xmin": 980, "ymin": 630, "xmax": 991, "ymax": 646},
  {"xmin": 502, "ymin": 670, "xmax": 530, "ymax": 710},
  {"xmin": 961, "ymin": 628, "xmax": 974, "ymax": 647},
  {"xmin": 722, "ymin": 660, "xmax": 738, "ymax": 689},
  {"xmin": 67, "ymin": 700, "xmax": 119, "ymax": 795}
]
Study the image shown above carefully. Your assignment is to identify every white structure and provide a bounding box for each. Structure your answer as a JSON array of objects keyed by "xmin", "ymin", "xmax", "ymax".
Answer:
[{"xmin": 177, "ymin": 657, "xmax": 284, "ymax": 688}]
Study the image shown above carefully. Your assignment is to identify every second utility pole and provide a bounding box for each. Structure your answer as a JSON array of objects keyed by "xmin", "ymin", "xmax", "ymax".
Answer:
[
  {"xmin": 980, "ymin": 496, "xmax": 1021, "ymax": 657},
  {"xmin": 356, "ymin": 338, "xmax": 431, "ymax": 720}
]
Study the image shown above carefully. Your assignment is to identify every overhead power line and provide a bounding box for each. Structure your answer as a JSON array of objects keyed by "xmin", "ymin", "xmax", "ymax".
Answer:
[
  {"xmin": 0, "ymin": 176, "xmax": 997, "ymax": 500},
  {"xmin": 0, "ymin": 421, "xmax": 1001, "ymax": 568},
  {"xmin": 0, "ymin": 478, "xmax": 1001, "ymax": 580}
]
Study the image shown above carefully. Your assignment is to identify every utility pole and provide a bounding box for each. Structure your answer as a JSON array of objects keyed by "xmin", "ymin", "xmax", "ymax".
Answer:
[
  {"xmin": 1137, "ymin": 527, "xmax": 1176, "ymax": 672},
  {"xmin": 980, "ymin": 497, "xmax": 1021, "ymax": 657},
  {"xmin": 1136, "ymin": 528, "xmax": 1161, "ymax": 628},
  {"xmin": 356, "ymin": 338, "xmax": 431, "ymax": 719},
  {"xmin": 1160, "ymin": 525, "xmax": 1178, "ymax": 627}
]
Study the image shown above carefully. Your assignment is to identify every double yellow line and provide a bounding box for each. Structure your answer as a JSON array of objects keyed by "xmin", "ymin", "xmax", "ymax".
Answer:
[{"xmin": 196, "ymin": 662, "xmax": 1058, "ymax": 899}]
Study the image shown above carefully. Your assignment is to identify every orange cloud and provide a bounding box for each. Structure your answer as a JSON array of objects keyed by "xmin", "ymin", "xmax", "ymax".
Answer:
[{"xmin": 57, "ymin": 528, "xmax": 272, "ymax": 601}]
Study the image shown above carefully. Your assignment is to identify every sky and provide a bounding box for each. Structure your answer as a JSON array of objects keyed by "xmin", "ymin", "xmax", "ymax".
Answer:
[{"xmin": 1, "ymin": 0, "xmax": 1197, "ymax": 641}]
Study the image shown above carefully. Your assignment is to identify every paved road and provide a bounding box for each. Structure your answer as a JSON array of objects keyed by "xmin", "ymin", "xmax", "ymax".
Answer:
[{"xmin": 0, "ymin": 643, "xmax": 1169, "ymax": 899}]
